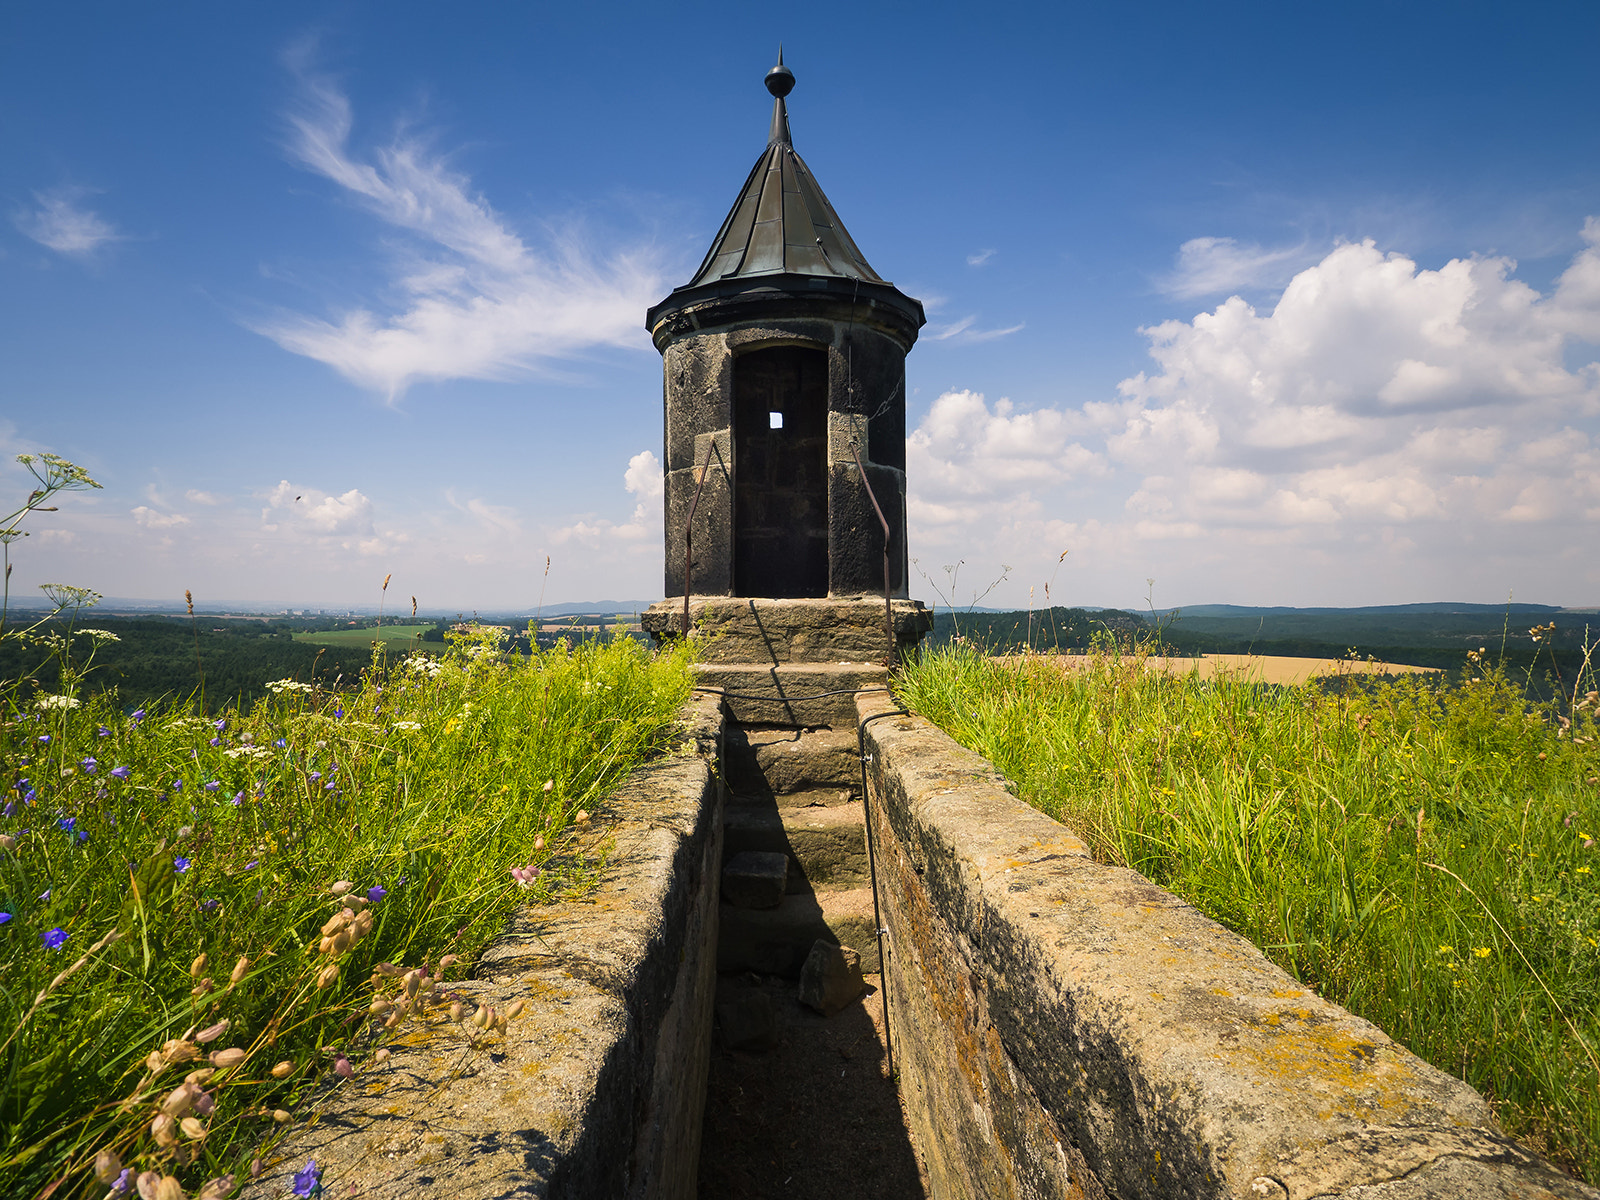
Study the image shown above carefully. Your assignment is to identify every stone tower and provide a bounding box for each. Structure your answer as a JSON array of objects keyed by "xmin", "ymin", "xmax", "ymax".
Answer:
[{"xmin": 644, "ymin": 53, "xmax": 926, "ymax": 614}]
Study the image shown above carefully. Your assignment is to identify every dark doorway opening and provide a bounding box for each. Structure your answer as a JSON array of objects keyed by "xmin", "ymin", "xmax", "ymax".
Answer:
[{"xmin": 733, "ymin": 346, "xmax": 829, "ymax": 598}]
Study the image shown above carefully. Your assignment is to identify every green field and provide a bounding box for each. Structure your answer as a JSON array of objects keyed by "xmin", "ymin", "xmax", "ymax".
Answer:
[
  {"xmin": 897, "ymin": 644, "xmax": 1600, "ymax": 1182},
  {"xmin": 291, "ymin": 624, "xmax": 437, "ymax": 647}
]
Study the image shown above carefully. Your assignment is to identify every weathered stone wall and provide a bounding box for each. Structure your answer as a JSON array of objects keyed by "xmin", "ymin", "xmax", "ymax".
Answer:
[
  {"xmin": 857, "ymin": 691, "xmax": 1599, "ymax": 1200},
  {"xmin": 242, "ymin": 693, "xmax": 724, "ymax": 1200}
]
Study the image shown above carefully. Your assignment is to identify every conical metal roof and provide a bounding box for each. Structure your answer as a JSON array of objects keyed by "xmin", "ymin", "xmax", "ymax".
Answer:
[
  {"xmin": 683, "ymin": 55, "xmax": 889, "ymax": 288},
  {"xmin": 647, "ymin": 55, "xmax": 923, "ymax": 350}
]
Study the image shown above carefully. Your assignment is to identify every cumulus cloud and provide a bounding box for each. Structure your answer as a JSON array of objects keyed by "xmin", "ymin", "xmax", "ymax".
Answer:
[
  {"xmin": 1158, "ymin": 235, "xmax": 1310, "ymax": 299},
  {"xmin": 131, "ymin": 506, "xmax": 189, "ymax": 529},
  {"xmin": 551, "ymin": 449, "xmax": 663, "ymax": 544},
  {"xmin": 908, "ymin": 222, "xmax": 1600, "ymax": 603},
  {"xmin": 262, "ymin": 480, "xmax": 376, "ymax": 539},
  {"xmin": 14, "ymin": 187, "xmax": 123, "ymax": 257},
  {"xmin": 252, "ymin": 62, "xmax": 669, "ymax": 398}
]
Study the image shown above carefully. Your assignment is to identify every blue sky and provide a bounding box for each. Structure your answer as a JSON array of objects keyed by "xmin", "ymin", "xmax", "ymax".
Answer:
[{"xmin": 4, "ymin": 1, "xmax": 1598, "ymax": 612}]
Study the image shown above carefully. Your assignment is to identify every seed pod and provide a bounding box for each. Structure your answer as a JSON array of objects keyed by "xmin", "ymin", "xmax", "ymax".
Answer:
[
  {"xmin": 229, "ymin": 956, "xmax": 249, "ymax": 985},
  {"xmin": 330, "ymin": 880, "xmax": 355, "ymax": 895},
  {"xmin": 161, "ymin": 1083, "xmax": 200, "ymax": 1117},
  {"xmin": 160, "ymin": 1039, "xmax": 199, "ymax": 1065},
  {"xmin": 575, "ymin": 810, "xmax": 590, "ymax": 824},
  {"xmin": 271, "ymin": 1060, "xmax": 295, "ymax": 1078},
  {"xmin": 154, "ymin": 1175, "xmax": 187, "ymax": 1200},
  {"xmin": 180, "ymin": 1116, "xmax": 207, "ymax": 1140},
  {"xmin": 197, "ymin": 1175, "xmax": 236, "ymax": 1200},
  {"xmin": 507, "ymin": 1000, "xmax": 526, "ymax": 1019},
  {"xmin": 146, "ymin": 1050, "xmax": 167, "ymax": 1074},
  {"xmin": 151, "ymin": 1113, "xmax": 179, "ymax": 1148},
  {"xmin": 195, "ymin": 1019, "xmax": 229, "ymax": 1044},
  {"xmin": 375, "ymin": 1049, "xmax": 391, "ymax": 1062},
  {"xmin": 369, "ymin": 998, "xmax": 392, "ymax": 1016},
  {"xmin": 190, "ymin": 953, "xmax": 207, "ymax": 978},
  {"xmin": 533, "ymin": 835, "xmax": 545, "ymax": 851},
  {"xmin": 209, "ymin": 1047, "xmax": 246, "ymax": 1070},
  {"xmin": 449, "ymin": 1001, "xmax": 464, "ymax": 1022},
  {"xmin": 330, "ymin": 930, "xmax": 352, "ymax": 955},
  {"xmin": 320, "ymin": 913, "xmax": 346, "ymax": 938},
  {"xmin": 438, "ymin": 955, "xmax": 458, "ymax": 970},
  {"xmin": 469, "ymin": 1005, "xmax": 490, "ymax": 1030},
  {"xmin": 189, "ymin": 979, "xmax": 214, "ymax": 997},
  {"xmin": 184, "ymin": 1068, "xmax": 216, "ymax": 1085},
  {"xmin": 383, "ymin": 1011, "xmax": 402, "ymax": 1029},
  {"xmin": 136, "ymin": 1170, "xmax": 162, "ymax": 1200},
  {"xmin": 316, "ymin": 962, "xmax": 340, "ymax": 988},
  {"xmin": 94, "ymin": 1148, "xmax": 123, "ymax": 1183},
  {"xmin": 373, "ymin": 961, "xmax": 401, "ymax": 976},
  {"xmin": 270, "ymin": 1109, "xmax": 292, "ymax": 1124},
  {"xmin": 334, "ymin": 1055, "xmax": 353, "ymax": 1078}
]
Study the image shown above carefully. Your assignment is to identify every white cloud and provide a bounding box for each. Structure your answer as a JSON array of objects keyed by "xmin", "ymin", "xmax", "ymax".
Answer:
[
  {"xmin": 1158, "ymin": 235, "xmax": 1310, "ymax": 299},
  {"xmin": 185, "ymin": 489, "xmax": 226, "ymax": 506},
  {"xmin": 252, "ymin": 63, "xmax": 670, "ymax": 398},
  {"xmin": 927, "ymin": 315, "xmax": 1026, "ymax": 343},
  {"xmin": 14, "ymin": 187, "xmax": 123, "ymax": 257},
  {"xmin": 966, "ymin": 249, "xmax": 995, "ymax": 267},
  {"xmin": 552, "ymin": 449, "xmax": 663, "ymax": 544},
  {"xmin": 263, "ymin": 480, "xmax": 375, "ymax": 537},
  {"xmin": 131, "ymin": 506, "xmax": 190, "ymax": 529},
  {"xmin": 908, "ymin": 223, "xmax": 1600, "ymax": 605}
]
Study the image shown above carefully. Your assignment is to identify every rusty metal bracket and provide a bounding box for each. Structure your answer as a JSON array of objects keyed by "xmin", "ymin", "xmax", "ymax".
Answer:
[{"xmin": 849, "ymin": 441, "xmax": 895, "ymax": 657}]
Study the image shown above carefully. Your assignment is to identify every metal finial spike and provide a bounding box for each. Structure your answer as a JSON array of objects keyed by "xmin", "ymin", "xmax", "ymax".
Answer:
[{"xmin": 765, "ymin": 53, "xmax": 794, "ymax": 99}]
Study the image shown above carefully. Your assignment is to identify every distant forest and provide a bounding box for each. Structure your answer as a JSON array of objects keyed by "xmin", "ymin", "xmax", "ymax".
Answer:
[
  {"xmin": 2, "ymin": 603, "xmax": 1590, "ymax": 712},
  {"xmin": 926, "ymin": 603, "xmax": 1594, "ymax": 675}
]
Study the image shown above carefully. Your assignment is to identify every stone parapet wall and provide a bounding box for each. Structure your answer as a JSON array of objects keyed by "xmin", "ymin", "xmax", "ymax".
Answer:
[
  {"xmin": 857, "ymin": 692, "xmax": 1598, "ymax": 1200},
  {"xmin": 242, "ymin": 693, "xmax": 725, "ymax": 1200}
]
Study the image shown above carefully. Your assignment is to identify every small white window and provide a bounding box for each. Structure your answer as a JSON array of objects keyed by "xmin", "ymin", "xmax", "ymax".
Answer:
[{"xmin": 769, "ymin": 411, "xmax": 784, "ymax": 429}]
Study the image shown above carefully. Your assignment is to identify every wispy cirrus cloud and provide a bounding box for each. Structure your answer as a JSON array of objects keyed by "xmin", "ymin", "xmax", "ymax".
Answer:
[
  {"xmin": 1157, "ymin": 235, "xmax": 1312, "ymax": 300},
  {"xmin": 14, "ymin": 187, "xmax": 123, "ymax": 257},
  {"xmin": 927, "ymin": 314, "xmax": 1026, "ymax": 343},
  {"xmin": 252, "ymin": 57, "xmax": 670, "ymax": 399}
]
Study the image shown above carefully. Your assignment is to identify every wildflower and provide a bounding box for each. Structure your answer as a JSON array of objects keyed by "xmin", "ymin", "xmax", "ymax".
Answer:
[
  {"xmin": 97, "ymin": 725, "xmax": 112, "ymax": 737},
  {"xmin": 209, "ymin": 738, "xmax": 220, "ymax": 747},
  {"xmin": 367, "ymin": 885, "xmax": 387, "ymax": 903},
  {"xmin": 1474, "ymin": 946, "xmax": 1491, "ymax": 958},
  {"xmin": 132, "ymin": 709, "xmax": 146, "ymax": 723},
  {"xmin": 203, "ymin": 780, "xmax": 219, "ymax": 792},
  {"xmin": 38, "ymin": 735, "xmax": 50, "ymax": 743},
  {"xmin": 172, "ymin": 780, "xmax": 183, "ymax": 791},
  {"xmin": 308, "ymin": 772, "xmax": 322, "ymax": 782},
  {"xmin": 81, "ymin": 757, "xmax": 98, "ymax": 774},
  {"xmin": 274, "ymin": 738, "xmax": 287, "ymax": 748},
  {"xmin": 36, "ymin": 695, "xmax": 80, "ymax": 710},
  {"xmin": 511, "ymin": 864, "xmax": 542, "ymax": 889},
  {"xmin": 58, "ymin": 817, "xmax": 77, "ymax": 834},
  {"xmin": 174, "ymin": 857, "xmax": 192, "ymax": 873},
  {"xmin": 392, "ymin": 720, "xmax": 422, "ymax": 732},
  {"xmin": 291, "ymin": 1160, "xmax": 321, "ymax": 1197},
  {"xmin": 231, "ymin": 792, "xmax": 244, "ymax": 806},
  {"xmin": 42, "ymin": 927, "xmax": 68, "ymax": 950},
  {"xmin": 0, "ymin": 913, "xmax": 11, "ymax": 925},
  {"xmin": 111, "ymin": 766, "xmax": 131, "ymax": 779}
]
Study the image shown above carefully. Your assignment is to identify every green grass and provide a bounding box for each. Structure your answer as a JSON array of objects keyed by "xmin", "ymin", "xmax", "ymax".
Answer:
[
  {"xmin": 895, "ymin": 644, "xmax": 1600, "ymax": 1182},
  {"xmin": 0, "ymin": 629, "xmax": 694, "ymax": 1199},
  {"xmin": 291, "ymin": 624, "xmax": 436, "ymax": 648}
]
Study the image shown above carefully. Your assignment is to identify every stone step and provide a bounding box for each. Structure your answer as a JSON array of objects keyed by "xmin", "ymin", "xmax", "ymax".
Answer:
[
  {"xmin": 717, "ymin": 887, "xmax": 881, "ymax": 977},
  {"xmin": 727, "ymin": 784, "xmax": 857, "ymax": 810},
  {"xmin": 643, "ymin": 597, "xmax": 931, "ymax": 664},
  {"xmin": 724, "ymin": 802, "xmax": 870, "ymax": 892},
  {"xmin": 724, "ymin": 726, "xmax": 862, "ymax": 796},
  {"xmin": 692, "ymin": 662, "xmax": 889, "ymax": 727}
]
